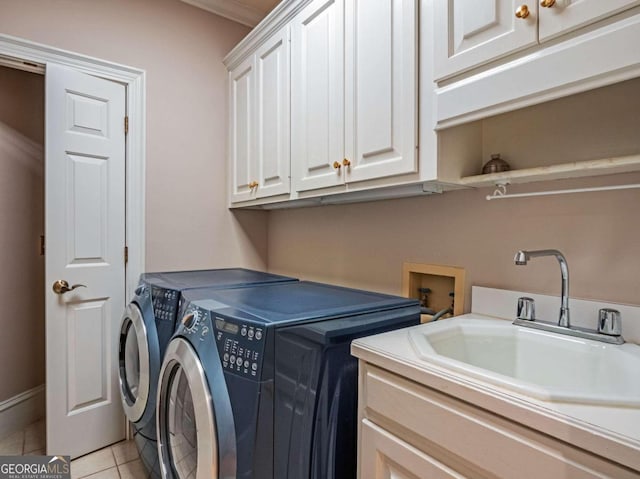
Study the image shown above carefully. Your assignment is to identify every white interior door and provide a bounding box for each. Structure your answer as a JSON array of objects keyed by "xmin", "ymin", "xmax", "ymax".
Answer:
[{"xmin": 45, "ymin": 63, "xmax": 126, "ymax": 458}]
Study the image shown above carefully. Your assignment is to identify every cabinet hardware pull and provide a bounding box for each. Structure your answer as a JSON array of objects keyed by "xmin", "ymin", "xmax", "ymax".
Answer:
[
  {"xmin": 540, "ymin": 0, "xmax": 555, "ymax": 7},
  {"xmin": 249, "ymin": 181, "xmax": 259, "ymax": 189},
  {"xmin": 515, "ymin": 5, "xmax": 530, "ymax": 18},
  {"xmin": 342, "ymin": 158, "xmax": 351, "ymax": 167},
  {"xmin": 333, "ymin": 161, "xmax": 342, "ymax": 170}
]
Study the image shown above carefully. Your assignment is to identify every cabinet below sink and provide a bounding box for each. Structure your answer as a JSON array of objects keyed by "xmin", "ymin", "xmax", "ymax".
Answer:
[{"xmin": 352, "ymin": 315, "xmax": 640, "ymax": 477}]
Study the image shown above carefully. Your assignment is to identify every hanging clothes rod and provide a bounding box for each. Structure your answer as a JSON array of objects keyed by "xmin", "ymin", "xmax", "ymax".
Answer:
[{"xmin": 486, "ymin": 183, "xmax": 640, "ymax": 201}]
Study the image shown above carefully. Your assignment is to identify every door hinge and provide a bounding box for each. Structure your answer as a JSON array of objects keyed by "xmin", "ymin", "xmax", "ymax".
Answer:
[
  {"xmin": 124, "ymin": 246, "xmax": 129, "ymax": 265},
  {"xmin": 124, "ymin": 116, "xmax": 129, "ymax": 135},
  {"xmin": 40, "ymin": 235, "xmax": 45, "ymax": 256}
]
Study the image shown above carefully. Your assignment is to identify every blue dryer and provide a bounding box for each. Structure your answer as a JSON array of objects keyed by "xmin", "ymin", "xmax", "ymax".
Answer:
[
  {"xmin": 117, "ymin": 269, "xmax": 297, "ymax": 478},
  {"xmin": 156, "ymin": 281, "xmax": 420, "ymax": 479}
]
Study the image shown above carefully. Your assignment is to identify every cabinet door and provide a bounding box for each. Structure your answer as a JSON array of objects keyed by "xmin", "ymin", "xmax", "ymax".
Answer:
[
  {"xmin": 360, "ymin": 420, "xmax": 464, "ymax": 479},
  {"xmin": 255, "ymin": 27, "xmax": 291, "ymax": 198},
  {"xmin": 229, "ymin": 56, "xmax": 257, "ymax": 203},
  {"xmin": 291, "ymin": 0, "xmax": 345, "ymax": 192},
  {"xmin": 539, "ymin": 0, "xmax": 640, "ymax": 41},
  {"xmin": 434, "ymin": 0, "xmax": 538, "ymax": 80},
  {"xmin": 344, "ymin": 0, "xmax": 418, "ymax": 183}
]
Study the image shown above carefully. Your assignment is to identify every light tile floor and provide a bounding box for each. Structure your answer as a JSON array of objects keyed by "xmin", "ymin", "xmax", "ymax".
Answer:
[{"xmin": 0, "ymin": 420, "xmax": 147, "ymax": 478}]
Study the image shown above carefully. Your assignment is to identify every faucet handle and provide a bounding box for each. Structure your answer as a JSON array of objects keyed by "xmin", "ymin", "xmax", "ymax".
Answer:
[
  {"xmin": 598, "ymin": 308, "xmax": 622, "ymax": 336},
  {"xmin": 517, "ymin": 297, "xmax": 536, "ymax": 321}
]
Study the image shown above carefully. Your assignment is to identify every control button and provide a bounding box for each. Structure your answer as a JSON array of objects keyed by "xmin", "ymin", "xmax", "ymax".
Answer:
[
  {"xmin": 201, "ymin": 326, "xmax": 209, "ymax": 336},
  {"xmin": 241, "ymin": 327, "xmax": 247, "ymax": 336},
  {"xmin": 135, "ymin": 285, "xmax": 145, "ymax": 296},
  {"xmin": 244, "ymin": 360, "xmax": 249, "ymax": 368},
  {"xmin": 255, "ymin": 330, "xmax": 262, "ymax": 340},
  {"xmin": 230, "ymin": 355, "xmax": 236, "ymax": 364},
  {"xmin": 248, "ymin": 329, "xmax": 255, "ymax": 339},
  {"xmin": 223, "ymin": 353, "xmax": 229, "ymax": 362},
  {"xmin": 251, "ymin": 362, "xmax": 258, "ymax": 371},
  {"xmin": 236, "ymin": 357, "xmax": 243, "ymax": 366}
]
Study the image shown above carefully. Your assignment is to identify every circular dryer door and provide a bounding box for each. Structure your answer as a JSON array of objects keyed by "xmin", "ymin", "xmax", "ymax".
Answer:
[
  {"xmin": 118, "ymin": 303, "xmax": 150, "ymax": 422},
  {"xmin": 156, "ymin": 338, "xmax": 221, "ymax": 479}
]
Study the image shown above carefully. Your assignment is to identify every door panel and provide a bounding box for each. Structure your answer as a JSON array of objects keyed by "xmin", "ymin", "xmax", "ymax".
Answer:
[
  {"xmin": 256, "ymin": 27, "xmax": 291, "ymax": 198},
  {"xmin": 434, "ymin": 0, "xmax": 538, "ymax": 79},
  {"xmin": 46, "ymin": 63, "xmax": 125, "ymax": 457},
  {"xmin": 539, "ymin": 0, "xmax": 640, "ymax": 41},
  {"xmin": 292, "ymin": 0, "xmax": 345, "ymax": 192},
  {"xmin": 67, "ymin": 300, "xmax": 109, "ymax": 412},
  {"xmin": 360, "ymin": 420, "xmax": 464, "ymax": 479},
  {"xmin": 344, "ymin": 0, "xmax": 418, "ymax": 183},
  {"xmin": 229, "ymin": 57, "xmax": 257, "ymax": 203}
]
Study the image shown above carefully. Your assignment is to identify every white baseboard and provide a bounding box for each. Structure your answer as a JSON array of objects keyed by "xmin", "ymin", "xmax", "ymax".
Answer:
[{"xmin": 0, "ymin": 385, "xmax": 45, "ymax": 439}]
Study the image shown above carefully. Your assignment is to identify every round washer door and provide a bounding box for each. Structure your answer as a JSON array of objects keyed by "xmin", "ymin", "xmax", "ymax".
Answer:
[
  {"xmin": 156, "ymin": 338, "xmax": 220, "ymax": 479},
  {"xmin": 118, "ymin": 302, "xmax": 150, "ymax": 422}
]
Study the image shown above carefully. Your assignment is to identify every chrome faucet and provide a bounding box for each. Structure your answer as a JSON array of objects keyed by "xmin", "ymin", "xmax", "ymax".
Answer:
[
  {"xmin": 512, "ymin": 249, "xmax": 624, "ymax": 345},
  {"xmin": 514, "ymin": 249, "xmax": 570, "ymax": 327}
]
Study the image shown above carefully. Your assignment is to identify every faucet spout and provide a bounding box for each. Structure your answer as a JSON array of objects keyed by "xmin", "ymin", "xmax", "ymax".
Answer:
[{"xmin": 514, "ymin": 249, "xmax": 570, "ymax": 328}]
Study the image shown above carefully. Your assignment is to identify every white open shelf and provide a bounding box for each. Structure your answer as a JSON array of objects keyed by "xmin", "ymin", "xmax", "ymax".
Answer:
[{"xmin": 458, "ymin": 154, "xmax": 640, "ymax": 188}]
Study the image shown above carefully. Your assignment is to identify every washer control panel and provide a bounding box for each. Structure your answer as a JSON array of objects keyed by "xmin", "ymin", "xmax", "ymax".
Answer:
[
  {"xmin": 151, "ymin": 286, "xmax": 179, "ymax": 323},
  {"xmin": 214, "ymin": 317, "xmax": 265, "ymax": 379}
]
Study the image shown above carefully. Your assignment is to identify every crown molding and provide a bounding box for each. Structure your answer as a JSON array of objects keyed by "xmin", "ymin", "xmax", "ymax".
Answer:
[
  {"xmin": 223, "ymin": 0, "xmax": 313, "ymax": 70},
  {"xmin": 181, "ymin": 0, "xmax": 267, "ymax": 27}
]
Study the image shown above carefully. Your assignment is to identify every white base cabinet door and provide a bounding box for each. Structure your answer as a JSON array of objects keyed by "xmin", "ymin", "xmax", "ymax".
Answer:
[
  {"xmin": 344, "ymin": 0, "xmax": 418, "ymax": 183},
  {"xmin": 360, "ymin": 419, "xmax": 464, "ymax": 479}
]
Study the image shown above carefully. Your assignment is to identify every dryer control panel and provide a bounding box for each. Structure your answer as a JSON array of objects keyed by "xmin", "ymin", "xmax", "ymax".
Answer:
[
  {"xmin": 151, "ymin": 286, "xmax": 179, "ymax": 323},
  {"xmin": 214, "ymin": 317, "xmax": 265, "ymax": 379}
]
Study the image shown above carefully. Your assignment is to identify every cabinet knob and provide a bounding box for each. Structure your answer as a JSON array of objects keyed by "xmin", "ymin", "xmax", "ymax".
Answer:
[
  {"xmin": 333, "ymin": 161, "xmax": 342, "ymax": 170},
  {"xmin": 540, "ymin": 0, "xmax": 555, "ymax": 7},
  {"xmin": 248, "ymin": 181, "xmax": 259, "ymax": 189},
  {"xmin": 515, "ymin": 4, "xmax": 530, "ymax": 18},
  {"xmin": 342, "ymin": 158, "xmax": 351, "ymax": 167}
]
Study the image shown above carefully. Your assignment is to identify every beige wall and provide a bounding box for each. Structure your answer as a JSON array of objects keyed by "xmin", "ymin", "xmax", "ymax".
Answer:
[
  {"xmin": 268, "ymin": 172, "xmax": 640, "ymax": 309},
  {"xmin": 0, "ymin": 66, "xmax": 45, "ymax": 401},
  {"xmin": 0, "ymin": 0, "xmax": 267, "ymax": 273}
]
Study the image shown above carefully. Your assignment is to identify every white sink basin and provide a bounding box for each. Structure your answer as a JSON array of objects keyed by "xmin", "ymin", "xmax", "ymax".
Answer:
[{"xmin": 409, "ymin": 317, "xmax": 640, "ymax": 407}]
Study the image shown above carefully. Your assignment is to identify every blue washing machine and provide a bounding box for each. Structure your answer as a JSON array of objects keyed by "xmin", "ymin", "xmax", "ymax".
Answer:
[
  {"xmin": 117, "ymin": 269, "xmax": 297, "ymax": 478},
  {"xmin": 156, "ymin": 281, "xmax": 420, "ymax": 479}
]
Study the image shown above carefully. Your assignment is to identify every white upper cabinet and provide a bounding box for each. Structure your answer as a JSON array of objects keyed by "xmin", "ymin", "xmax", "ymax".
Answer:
[
  {"xmin": 539, "ymin": 0, "xmax": 640, "ymax": 41},
  {"xmin": 291, "ymin": 0, "xmax": 345, "ymax": 192},
  {"xmin": 229, "ymin": 56, "xmax": 256, "ymax": 203},
  {"xmin": 255, "ymin": 27, "xmax": 291, "ymax": 198},
  {"xmin": 435, "ymin": 0, "xmax": 640, "ymax": 80},
  {"xmin": 344, "ymin": 0, "xmax": 418, "ymax": 182},
  {"xmin": 292, "ymin": 0, "xmax": 417, "ymax": 193},
  {"xmin": 434, "ymin": 0, "xmax": 538, "ymax": 80},
  {"xmin": 228, "ymin": 26, "xmax": 291, "ymax": 203}
]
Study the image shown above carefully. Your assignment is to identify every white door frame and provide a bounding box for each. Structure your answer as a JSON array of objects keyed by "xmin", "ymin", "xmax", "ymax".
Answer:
[{"xmin": 0, "ymin": 33, "xmax": 145, "ymax": 301}]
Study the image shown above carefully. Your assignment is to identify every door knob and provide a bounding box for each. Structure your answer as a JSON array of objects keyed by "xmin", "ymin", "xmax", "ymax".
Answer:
[
  {"xmin": 52, "ymin": 280, "xmax": 86, "ymax": 295},
  {"xmin": 515, "ymin": 5, "xmax": 530, "ymax": 18}
]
